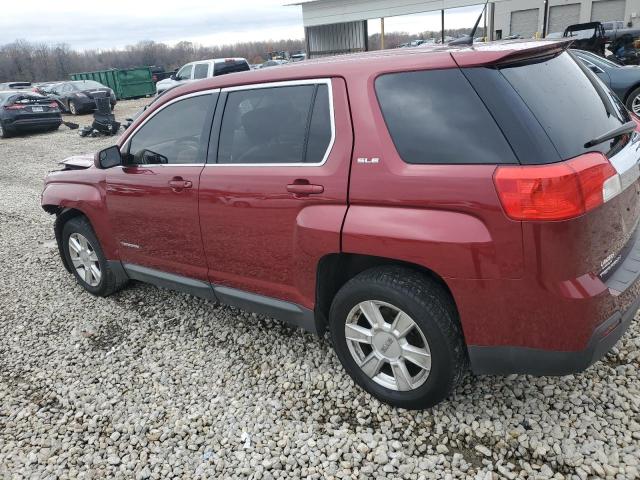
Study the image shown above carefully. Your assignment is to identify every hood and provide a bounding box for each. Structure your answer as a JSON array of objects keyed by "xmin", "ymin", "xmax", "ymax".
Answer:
[
  {"xmin": 156, "ymin": 78, "xmax": 176, "ymax": 88},
  {"xmin": 59, "ymin": 154, "xmax": 94, "ymax": 170}
]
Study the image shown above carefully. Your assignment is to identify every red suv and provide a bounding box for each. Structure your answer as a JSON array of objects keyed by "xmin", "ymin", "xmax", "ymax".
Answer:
[{"xmin": 42, "ymin": 41, "xmax": 640, "ymax": 409}]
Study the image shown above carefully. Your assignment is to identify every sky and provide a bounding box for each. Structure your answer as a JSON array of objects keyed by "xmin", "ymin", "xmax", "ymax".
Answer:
[{"xmin": 0, "ymin": 0, "xmax": 485, "ymax": 50}]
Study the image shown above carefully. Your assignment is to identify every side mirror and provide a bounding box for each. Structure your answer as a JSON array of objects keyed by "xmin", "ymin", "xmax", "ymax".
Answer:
[
  {"xmin": 170, "ymin": 74, "xmax": 177, "ymax": 80},
  {"xmin": 95, "ymin": 145, "xmax": 122, "ymax": 169}
]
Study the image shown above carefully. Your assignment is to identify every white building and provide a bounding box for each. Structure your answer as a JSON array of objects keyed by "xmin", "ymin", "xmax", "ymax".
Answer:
[{"xmin": 291, "ymin": 0, "xmax": 640, "ymax": 57}]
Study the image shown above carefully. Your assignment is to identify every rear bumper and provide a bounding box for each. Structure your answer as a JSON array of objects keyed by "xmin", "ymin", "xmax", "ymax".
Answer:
[
  {"xmin": 469, "ymin": 293, "xmax": 639, "ymax": 375},
  {"xmin": 5, "ymin": 117, "xmax": 62, "ymax": 130}
]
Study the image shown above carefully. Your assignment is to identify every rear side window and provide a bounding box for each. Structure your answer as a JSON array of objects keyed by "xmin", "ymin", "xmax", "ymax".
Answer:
[
  {"xmin": 375, "ymin": 69, "xmax": 517, "ymax": 164},
  {"xmin": 500, "ymin": 52, "xmax": 629, "ymax": 159},
  {"xmin": 214, "ymin": 61, "xmax": 250, "ymax": 76},
  {"xmin": 217, "ymin": 83, "xmax": 332, "ymax": 164},
  {"xmin": 193, "ymin": 63, "xmax": 209, "ymax": 79},
  {"xmin": 128, "ymin": 94, "xmax": 213, "ymax": 165}
]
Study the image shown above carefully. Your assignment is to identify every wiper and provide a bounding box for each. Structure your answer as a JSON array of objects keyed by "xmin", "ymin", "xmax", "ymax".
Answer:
[{"xmin": 584, "ymin": 120, "xmax": 636, "ymax": 148}]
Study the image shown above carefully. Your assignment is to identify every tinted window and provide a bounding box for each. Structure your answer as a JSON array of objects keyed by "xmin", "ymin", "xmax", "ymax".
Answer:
[
  {"xmin": 375, "ymin": 69, "xmax": 517, "ymax": 164},
  {"xmin": 217, "ymin": 84, "xmax": 331, "ymax": 164},
  {"xmin": 214, "ymin": 60, "xmax": 250, "ymax": 76},
  {"xmin": 305, "ymin": 85, "xmax": 332, "ymax": 163},
  {"xmin": 128, "ymin": 95, "xmax": 213, "ymax": 165},
  {"xmin": 194, "ymin": 63, "xmax": 209, "ymax": 79},
  {"xmin": 500, "ymin": 52, "xmax": 629, "ymax": 159}
]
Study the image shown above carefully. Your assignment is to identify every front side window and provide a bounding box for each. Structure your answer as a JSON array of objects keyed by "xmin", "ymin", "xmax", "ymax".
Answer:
[
  {"xmin": 217, "ymin": 83, "xmax": 332, "ymax": 164},
  {"xmin": 176, "ymin": 65, "xmax": 193, "ymax": 80},
  {"xmin": 128, "ymin": 94, "xmax": 213, "ymax": 165},
  {"xmin": 375, "ymin": 69, "xmax": 516, "ymax": 164},
  {"xmin": 193, "ymin": 63, "xmax": 209, "ymax": 79}
]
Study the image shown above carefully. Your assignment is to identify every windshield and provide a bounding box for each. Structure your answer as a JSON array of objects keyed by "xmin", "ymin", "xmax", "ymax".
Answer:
[
  {"xmin": 577, "ymin": 50, "xmax": 622, "ymax": 68},
  {"xmin": 71, "ymin": 80, "xmax": 106, "ymax": 90},
  {"xmin": 500, "ymin": 52, "xmax": 630, "ymax": 158}
]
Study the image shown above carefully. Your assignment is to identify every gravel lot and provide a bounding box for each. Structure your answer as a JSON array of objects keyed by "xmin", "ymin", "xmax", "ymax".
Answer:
[{"xmin": 1, "ymin": 98, "xmax": 639, "ymax": 479}]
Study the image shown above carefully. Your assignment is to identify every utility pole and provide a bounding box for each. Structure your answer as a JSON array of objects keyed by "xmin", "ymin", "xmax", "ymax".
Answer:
[
  {"xmin": 542, "ymin": 0, "xmax": 549, "ymax": 37},
  {"xmin": 380, "ymin": 17, "xmax": 385, "ymax": 49},
  {"xmin": 441, "ymin": 9, "xmax": 445, "ymax": 43}
]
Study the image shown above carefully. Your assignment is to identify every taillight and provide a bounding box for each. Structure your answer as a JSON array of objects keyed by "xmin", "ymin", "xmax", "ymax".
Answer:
[
  {"xmin": 4, "ymin": 104, "xmax": 26, "ymax": 110},
  {"xmin": 493, "ymin": 153, "xmax": 619, "ymax": 221},
  {"xmin": 49, "ymin": 102, "xmax": 59, "ymax": 109}
]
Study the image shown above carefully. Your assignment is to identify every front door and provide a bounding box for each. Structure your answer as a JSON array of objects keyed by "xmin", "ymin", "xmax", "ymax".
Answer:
[
  {"xmin": 199, "ymin": 79, "xmax": 352, "ymax": 307},
  {"xmin": 106, "ymin": 92, "xmax": 217, "ymax": 280}
]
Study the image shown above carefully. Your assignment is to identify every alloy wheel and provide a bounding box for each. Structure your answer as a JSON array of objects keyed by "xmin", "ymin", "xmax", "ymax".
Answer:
[
  {"xmin": 632, "ymin": 94, "xmax": 640, "ymax": 116},
  {"xmin": 344, "ymin": 300, "xmax": 432, "ymax": 391},
  {"xmin": 68, "ymin": 233, "xmax": 101, "ymax": 286},
  {"xmin": 69, "ymin": 101, "xmax": 77, "ymax": 114}
]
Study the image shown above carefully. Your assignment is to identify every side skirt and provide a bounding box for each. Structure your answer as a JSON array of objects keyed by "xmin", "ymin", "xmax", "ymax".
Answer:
[{"xmin": 120, "ymin": 262, "xmax": 319, "ymax": 335}]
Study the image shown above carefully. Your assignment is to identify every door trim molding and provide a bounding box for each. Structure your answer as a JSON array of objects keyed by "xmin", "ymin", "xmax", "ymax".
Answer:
[{"xmin": 119, "ymin": 262, "xmax": 319, "ymax": 334}]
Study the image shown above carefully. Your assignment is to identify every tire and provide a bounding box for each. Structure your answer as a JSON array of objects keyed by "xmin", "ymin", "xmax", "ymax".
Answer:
[
  {"xmin": 329, "ymin": 266, "xmax": 468, "ymax": 409},
  {"xmin": 0, "ymin": 122, "xmax": 10, "ymax": 138},
  {"xmin": 69, "ymin": 100, "xmax": 79, "ymax": 115},
  {"xmin": 625, "ymin": 87, "xmax": 640, "ymax": 116},
  {"xmin": 61, "ymin": 216, "xmax": 127, "ymax": 297}
]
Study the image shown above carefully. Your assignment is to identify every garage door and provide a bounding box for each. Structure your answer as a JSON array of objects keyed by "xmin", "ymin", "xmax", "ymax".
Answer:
[
  {"xmin": 591, "ymin": 0, "xmax": 625, "ymax": 22},
  {"xmin": 510, "ymin": 8, "xmax": 539, "ymax": 38},
  {"xmin": 548, "ymin": 4, "xmax": 581, "ymax": 34}
]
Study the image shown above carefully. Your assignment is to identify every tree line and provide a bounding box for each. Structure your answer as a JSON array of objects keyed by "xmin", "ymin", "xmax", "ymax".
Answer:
[{"xmin": 0, "ymin": 28, "xmax": 478, "ymax": 83}]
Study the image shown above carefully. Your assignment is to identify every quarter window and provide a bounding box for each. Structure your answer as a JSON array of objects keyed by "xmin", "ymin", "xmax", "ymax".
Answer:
[
  {"xmin": 375, "ymin": 69, "xmax": 517, "ymax": 165},
  {"xmin": 128, "ymin": 94, "xmax": 213, "ymax": 165},
  {"xmin": 216, "ymin": 83, "xmax": 332, "ymax": 164}
]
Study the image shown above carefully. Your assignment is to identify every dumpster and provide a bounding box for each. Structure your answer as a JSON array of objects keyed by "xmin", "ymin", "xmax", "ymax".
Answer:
[{"xmin": 70, "ymin": 67, "xmax": 156, "ymax": 100}]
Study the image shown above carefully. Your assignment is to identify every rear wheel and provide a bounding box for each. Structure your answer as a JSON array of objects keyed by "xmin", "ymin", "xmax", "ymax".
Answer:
[
  {"xmin": 626, "ymin": 87, "xmax": 640, "ymax": 115},
  {"xmin": 329, "ymin": 266, "xmax": 467, "ymax": 409},
  {"xmin": 0, "ymin": 122, "xmax": 10, "ymax": 138},
  {"xmin": 61, "ymin": 216, "xmax": 127, "ymax": 296},
  {"xmin": 69, "ymin": 100, "xmax": 79, "ymax": 115}
]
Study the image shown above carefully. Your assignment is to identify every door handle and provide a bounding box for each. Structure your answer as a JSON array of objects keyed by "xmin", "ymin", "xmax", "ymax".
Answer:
[
  {"xmin": 169, "ymin": 176, "xmax": 193, "ymax": 191},
  {"xmin": 286, "ymin": 180, "xmax": 324, "ymax": 196}
]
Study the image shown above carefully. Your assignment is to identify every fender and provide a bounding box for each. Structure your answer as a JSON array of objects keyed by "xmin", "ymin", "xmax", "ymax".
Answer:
[
  {"xmin": 291, "ymin": 204, "xmax": 348, "ymax": 309},
  {"xmin": 41, "ymin": 180, "xmax": 119, "ymax": 260},
  {"xmin": 341, "ymin": 205, "xmax": 499, "ymax": 280}
]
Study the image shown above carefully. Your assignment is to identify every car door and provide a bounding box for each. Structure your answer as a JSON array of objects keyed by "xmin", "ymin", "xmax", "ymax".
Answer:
[
  {"xmin": 193, "ymin": 63, "xmax": 210, "ymax": 80},
  {"xmin": 106, "ymin": 91, "xmax": 218, "ymax": 280},
  {"xmin": 199, "ymin": 78, "xmax": 352, "ymax": 308}
]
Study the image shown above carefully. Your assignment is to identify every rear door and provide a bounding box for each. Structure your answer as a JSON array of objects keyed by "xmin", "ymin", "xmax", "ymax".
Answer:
[
  {"xmin": 106, "ymin": 91, "xmax": 217, "ymax": 280},
  {"xmin": 199, "ymin": 78, "xmax": 352, "ymax": 308}
]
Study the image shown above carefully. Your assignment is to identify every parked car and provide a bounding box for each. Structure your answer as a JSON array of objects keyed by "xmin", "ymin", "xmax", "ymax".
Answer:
[
  {"xmin": 42, "ymin": 41, "xmax": 640, "ymax": 409},
  {"xmin": 0, "ymin": 91, "xmax": 61, "ymax": 138},
  {"xmin": 572, "ymin": 48, "xmax": 640, "ymax": 113},
  {"xmin": 563, "ymin": 22, "xmax": 607, "ymax": 55},
  {"xmin": 32, "ymin": 82, "xmax": 61, "ymax": 95},
  {"xmin": 155, "ymin": 58, "xmax": 250, "ymax": 95},
  {"xmin": 260, "ymin": 59, "xmax": 289, "ymax": 68},
  {"xmin": 46, "ymin": 80, "xmax": 116, "ymax": 115}
]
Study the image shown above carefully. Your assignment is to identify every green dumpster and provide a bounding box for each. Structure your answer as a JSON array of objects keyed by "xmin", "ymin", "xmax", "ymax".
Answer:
[{"xmin": 70, "ymin": 67, "xmax": 155, "ymax": 100}]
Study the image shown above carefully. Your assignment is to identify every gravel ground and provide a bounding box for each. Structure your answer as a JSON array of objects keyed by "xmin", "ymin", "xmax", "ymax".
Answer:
[{"xmin": 1, "ymin": 98, "xmax": 639, "ymax": 479}]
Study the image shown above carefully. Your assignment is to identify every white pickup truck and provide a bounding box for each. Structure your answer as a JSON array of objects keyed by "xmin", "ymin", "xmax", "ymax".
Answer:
[{"xmin": 155, "ymin": 58, "xmax": 250, "ymax": 95}]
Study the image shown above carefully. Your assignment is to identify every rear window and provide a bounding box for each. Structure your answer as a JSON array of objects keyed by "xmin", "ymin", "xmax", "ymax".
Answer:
[
  {"xmin": 214, "ymin": 60, "xmax": 250, "ymax": 76},
  {"xmin": 500, "ymin": 52, "xmax": 629, "ymax": 159},
  {"xmin": 375, "ymin": 69, "xmax": 517, "ymax": 164}
]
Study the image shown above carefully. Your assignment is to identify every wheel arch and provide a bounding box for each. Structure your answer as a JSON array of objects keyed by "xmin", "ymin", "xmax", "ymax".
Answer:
[
  {"xmin": 623, "ymin": 82, "xmax": 640, "ymax": 104},
  {"xmin": 314, "ymin": 253, "xmax": 460, "ymax": 336}
]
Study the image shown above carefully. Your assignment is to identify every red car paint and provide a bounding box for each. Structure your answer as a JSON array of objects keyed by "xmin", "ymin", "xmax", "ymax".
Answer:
[{"xmin": 42, "ymin": 40, "xmax": 640, "ymax": 374}]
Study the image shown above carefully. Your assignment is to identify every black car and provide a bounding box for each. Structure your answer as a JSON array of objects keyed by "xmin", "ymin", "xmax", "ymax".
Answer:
[
  {"xmin": 572, "ymin": 49, "xmax": 640, "ymax": 114},
  {"xmin": 48, "ymin": 80, "xmax": 116, "ymax": 115},
  {"xmin": 0, "ymin": 91, "xmax": 62, "ymax": 138}
]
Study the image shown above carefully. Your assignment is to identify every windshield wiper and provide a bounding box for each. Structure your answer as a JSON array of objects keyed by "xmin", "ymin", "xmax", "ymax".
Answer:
[{"xmin": 584, "ymin": 121, "xmax": 636, "ymax": 148}]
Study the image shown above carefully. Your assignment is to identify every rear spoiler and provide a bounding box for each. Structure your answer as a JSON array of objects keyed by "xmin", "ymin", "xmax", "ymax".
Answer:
[{"xmin": 451, "ymin": 40, "xmax": 572, "ymax": 68}]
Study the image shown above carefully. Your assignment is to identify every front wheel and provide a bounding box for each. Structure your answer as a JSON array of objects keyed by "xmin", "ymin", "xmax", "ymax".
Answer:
[
  {"xmin": 626, "ymin": 87, "xmax": 640, "ymax": 116},
  {"xmin": 61, "ymin": 216, "xmax": 127, "ymax": 296},
  {"xmin": 329, "ymin": 266, "xmax": 468, "ymax": 409}
]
